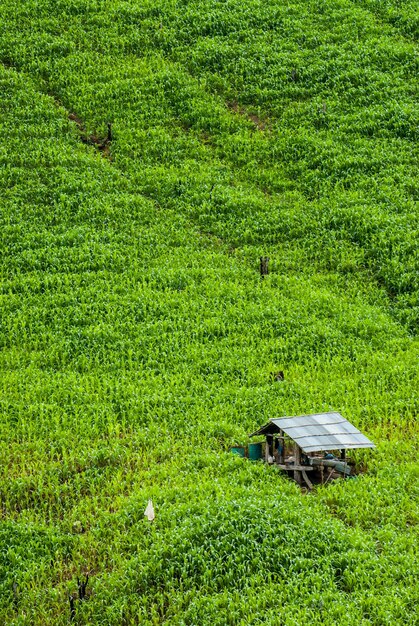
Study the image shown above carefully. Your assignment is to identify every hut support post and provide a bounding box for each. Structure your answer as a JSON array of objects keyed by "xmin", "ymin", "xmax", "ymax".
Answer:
[
  {"xmin": 293, "ymin": 444, "xmax": 302, "ymax": 484},
  {"xmin": 301, "ymin": 469, "xmax": 313, "ymax": 490},
  {"xmin": 278, "ymin": 430, "xmax": 284, "ymax": 464}
]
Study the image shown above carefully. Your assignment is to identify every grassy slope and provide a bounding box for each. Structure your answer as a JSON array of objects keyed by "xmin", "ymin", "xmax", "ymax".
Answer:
[{"xmin": 1, "ymin": 0, "xmax": 418, "ymax": 624}]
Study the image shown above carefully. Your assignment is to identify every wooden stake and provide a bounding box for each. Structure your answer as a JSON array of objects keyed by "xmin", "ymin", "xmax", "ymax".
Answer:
[
  {"xmin": 77, "ymin": 575, "xmax": 89, "ymax": 601},
  {"xmin": 69, "ymin": 596, "xmax": 75, "ymax": 622},
  {"xmin": 259, "ymin": 257, "xmax": 269, "ymax": 278}
]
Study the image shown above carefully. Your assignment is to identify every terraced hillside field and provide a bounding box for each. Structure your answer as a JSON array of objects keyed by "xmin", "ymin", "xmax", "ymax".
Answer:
[{"xmin": 1, "ymin": 0, "xmax": 418, "ymax": 624}]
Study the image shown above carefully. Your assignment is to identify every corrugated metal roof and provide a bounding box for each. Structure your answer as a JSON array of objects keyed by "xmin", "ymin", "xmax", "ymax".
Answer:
[{"xmin": 250, "ymin": 412, "xmax": 375, "ymax": 453}]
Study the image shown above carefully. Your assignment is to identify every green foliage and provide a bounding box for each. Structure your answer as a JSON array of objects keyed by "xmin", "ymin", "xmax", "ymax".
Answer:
[{"xmin": 0, "ymin": 0, "xmax": 418, "ymax": 623}]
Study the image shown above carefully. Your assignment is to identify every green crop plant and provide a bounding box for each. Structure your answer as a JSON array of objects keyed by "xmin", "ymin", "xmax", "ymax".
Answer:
[{"xmin": 0, "ymin": 0, "xmax": 418, "ymax": 623}]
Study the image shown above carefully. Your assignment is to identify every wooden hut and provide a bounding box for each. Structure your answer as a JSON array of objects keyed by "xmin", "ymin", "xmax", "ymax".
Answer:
[{"xmin": 249, "ymin": 412, "xmax": 375, "ymax": 488}]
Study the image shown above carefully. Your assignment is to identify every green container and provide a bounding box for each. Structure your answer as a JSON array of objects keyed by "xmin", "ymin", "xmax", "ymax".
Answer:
[
  {"xmin": 248, "ymin": 442, "xmax": 263, "ymax": 461},
  {"xmin": 230, "ymin": 446, "xmax": 245, "ymax": 457}
]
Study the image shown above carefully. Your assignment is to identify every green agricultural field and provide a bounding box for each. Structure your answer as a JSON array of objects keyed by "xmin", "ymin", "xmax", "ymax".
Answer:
[{"xmin": 0, "ymin": 0, "xmax": 418, "ymax": 624}]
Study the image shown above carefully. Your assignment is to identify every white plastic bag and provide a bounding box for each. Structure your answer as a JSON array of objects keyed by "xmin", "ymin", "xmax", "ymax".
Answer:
[{"xmin": 144, "ymin": 499, "xmax": 155, "ymax": 521}]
